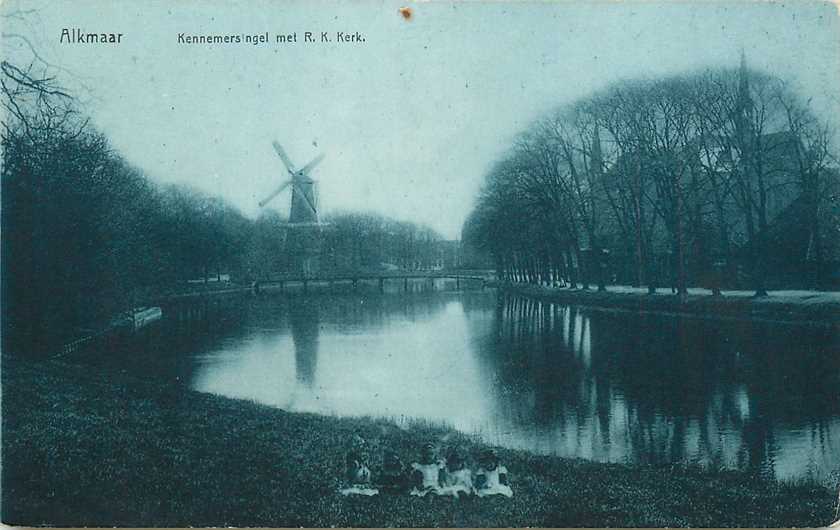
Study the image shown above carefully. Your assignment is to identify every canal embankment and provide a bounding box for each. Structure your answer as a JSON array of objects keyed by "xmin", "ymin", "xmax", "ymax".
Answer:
[
  {"xmin": 3, "ymin": 356, "xmax": 836, "ymax": 527},
  {"xmin": 494, "ymin": 282, "xmax": 840, "ymax": 324}
]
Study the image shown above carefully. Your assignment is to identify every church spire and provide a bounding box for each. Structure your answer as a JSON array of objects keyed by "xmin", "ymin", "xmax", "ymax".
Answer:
[
  {"xmin": 735, "ymin": 48, "xmax": 754, "ymax": 146},
  {"xmin": 591, "ymin": 123, "xmax": 603, "ymax": 176},
  {"xmin": 738, "ymin": 48, "xmax": 750, "ymax": 104}
]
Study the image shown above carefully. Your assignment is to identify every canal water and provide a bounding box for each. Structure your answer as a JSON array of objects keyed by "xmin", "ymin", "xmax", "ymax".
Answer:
[{"xmin": 117, "ymin": 284, "xmax": 840, "ymax": 483}]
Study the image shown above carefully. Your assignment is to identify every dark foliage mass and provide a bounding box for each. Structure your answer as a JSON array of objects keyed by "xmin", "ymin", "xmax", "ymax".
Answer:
[
  {"xmin": 463, "ymin": 60, "xmax": 840, "ymax": 297},
  {"xmin": 1, "ymin": 61, "xmax": 445, "ymax": 357}
]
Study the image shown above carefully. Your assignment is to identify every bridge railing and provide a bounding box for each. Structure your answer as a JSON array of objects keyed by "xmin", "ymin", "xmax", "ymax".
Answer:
[{"xmin": 259, "ymin": 269, "xmax": 496, "ymax": 284}]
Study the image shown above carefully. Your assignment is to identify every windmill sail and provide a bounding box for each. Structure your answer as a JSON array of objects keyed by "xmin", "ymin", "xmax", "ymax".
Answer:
[
  {"xmin": 300, "ymin": 153, "xmax": 325, "ymax": 176},
  {"xmin": 258, "ymin": 180, "xmax": 292, "ymax": 207},
  {"xmin": 272, "ymin": 141, "xmax": 295, "ymax": 174}
]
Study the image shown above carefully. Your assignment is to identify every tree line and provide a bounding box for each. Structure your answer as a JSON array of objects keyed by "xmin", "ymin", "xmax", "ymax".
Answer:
[
  {"xmin": 1, "ymin": 60, "xmax": 445, "ymax": 356},
  {"xmin": 463, "ymin": 59, "xmax": 840, "ymax": 296},
  {"xmin": 245, "ymin": 209, "xmax": 449, "ymax": 279}
]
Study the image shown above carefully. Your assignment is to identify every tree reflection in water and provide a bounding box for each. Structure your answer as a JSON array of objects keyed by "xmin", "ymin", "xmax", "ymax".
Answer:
[{"xmin": 465, "ymin": 293, "xmax": 840, "ymax": 482}]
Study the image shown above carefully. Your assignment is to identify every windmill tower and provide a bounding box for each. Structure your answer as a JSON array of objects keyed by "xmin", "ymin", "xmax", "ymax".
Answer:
[{"xmin": 259, "ymin": 141, "xmax": 326, "ymax": 277}]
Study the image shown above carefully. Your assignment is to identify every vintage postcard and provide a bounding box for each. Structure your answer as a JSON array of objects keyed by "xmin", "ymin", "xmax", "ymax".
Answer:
[{"xmin": 2, "ymin": 0, "xmax": 840, "ymax": 527}]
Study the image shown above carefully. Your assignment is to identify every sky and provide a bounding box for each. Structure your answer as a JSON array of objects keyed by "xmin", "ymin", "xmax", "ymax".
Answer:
[{"xmin": 4, "ymin": 0, "xmax": 840, "ymax": 239}]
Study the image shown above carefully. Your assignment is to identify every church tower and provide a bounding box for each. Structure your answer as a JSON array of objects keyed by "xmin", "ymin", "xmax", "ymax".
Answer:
[
  {"xmin": 591, "ymin": 123, "xmax": 603, "ymax": 177},
  {"xmin": 735, "ymin": 49, "xmax": 754, "ymax": 151}
]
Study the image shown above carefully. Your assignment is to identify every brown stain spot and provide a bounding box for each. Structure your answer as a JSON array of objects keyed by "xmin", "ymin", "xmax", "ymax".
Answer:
[{"xmin": 399, "ymin": 7, "xmax": 412, "ymax": 21}]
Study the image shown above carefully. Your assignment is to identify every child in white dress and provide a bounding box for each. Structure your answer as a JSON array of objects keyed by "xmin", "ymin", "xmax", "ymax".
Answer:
[
  {"xmin": 439, "ymin": 447, "xmax": 473, "ymax": 498},
  {"xmin": 409, "ymin": 442, "xmax": 445, "ymax": 497},
  {"xmin": 474, "ymin": 449, "xmax": 513, "ymax": 498}
]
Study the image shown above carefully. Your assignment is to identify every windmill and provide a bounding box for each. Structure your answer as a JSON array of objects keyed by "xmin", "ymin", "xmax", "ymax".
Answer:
[
  {"xmin": 259, "ymin": 141, "xmax": 327, "ymax": 277},
  {"xmin": 259, "ymin": 141, "xmax": 325, "ymax": 225}
]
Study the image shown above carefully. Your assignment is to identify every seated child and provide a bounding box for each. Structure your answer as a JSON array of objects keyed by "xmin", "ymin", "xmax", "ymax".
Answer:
[
  {"xmin": 339, "ymin": 435, "xmax": 378, "ymax": 496},
  {"xmin": 377, "ymin": 448, "xmax": 409, "ymax": 494},
  {"xmin": 439, "ymin": 447, "xmax": 473, "ymax": 498},
  {"xmin": 474, "ymin": 449, "xmax": 513, "ymax": 498},
  {"xmin": 409, "ymin": 442, "xmax": 445, "ymax": 497}
]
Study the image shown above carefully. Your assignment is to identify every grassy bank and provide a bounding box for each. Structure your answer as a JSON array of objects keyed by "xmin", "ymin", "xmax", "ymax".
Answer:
[
  {"xmin": 2, "ymin": 358, "xmax": 836, "ymax": 527},
  {"xmin": 495, "ymin": 282, "xmax": 840, "ymax": 324}
]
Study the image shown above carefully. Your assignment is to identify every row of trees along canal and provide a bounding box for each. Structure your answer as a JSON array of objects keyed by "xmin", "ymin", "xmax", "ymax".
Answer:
[
  {"xmin": 463, "ymin": 59, "xmax": 840, "ymax": 297},
  {"xmin": 1, "ymin": 60, "xmax": 448, "ymax": 358}
]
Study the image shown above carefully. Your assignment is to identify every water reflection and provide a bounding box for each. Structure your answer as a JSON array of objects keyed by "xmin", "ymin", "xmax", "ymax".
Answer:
[
  {"xmin": 469, "ymin": 295, "xmax": 840, "ymax": 482},
  {"xmin": 191, "ymin": 294, "xmax": 491, "ymax": 430},
  {"xmin": 176, "ymin": 291, "xmax": 840, "ymax": 483},
  {"xmin": 290, "ymin": 299, "xmax": 319, "ymax": 387}
]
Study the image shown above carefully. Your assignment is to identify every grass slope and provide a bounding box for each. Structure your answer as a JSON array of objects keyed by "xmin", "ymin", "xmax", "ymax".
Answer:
[{"xmin": 2, "ymin": 358, "xmax": 836, "ymax": 527}]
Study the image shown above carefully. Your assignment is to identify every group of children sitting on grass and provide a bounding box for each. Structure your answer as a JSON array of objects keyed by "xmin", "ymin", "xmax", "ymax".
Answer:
[{"xmin": 340, "ymin": 437, "xmax": 513, "ymax": 498}]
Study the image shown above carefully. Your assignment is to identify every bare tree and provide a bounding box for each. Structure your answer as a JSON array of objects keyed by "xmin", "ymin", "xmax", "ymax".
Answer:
[
  {"xmin": 464, "ymin": 62, "xmax": 838, "ymax": 296},
  {"xmin": 775, "ymin": 81, "xmax": 838, "ymax": 288}
]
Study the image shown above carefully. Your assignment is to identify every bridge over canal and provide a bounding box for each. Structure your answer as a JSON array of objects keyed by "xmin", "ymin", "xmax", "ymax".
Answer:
[{"xmin": 256, "ymin": 271, "xmax": 494, "ymax": 293}]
